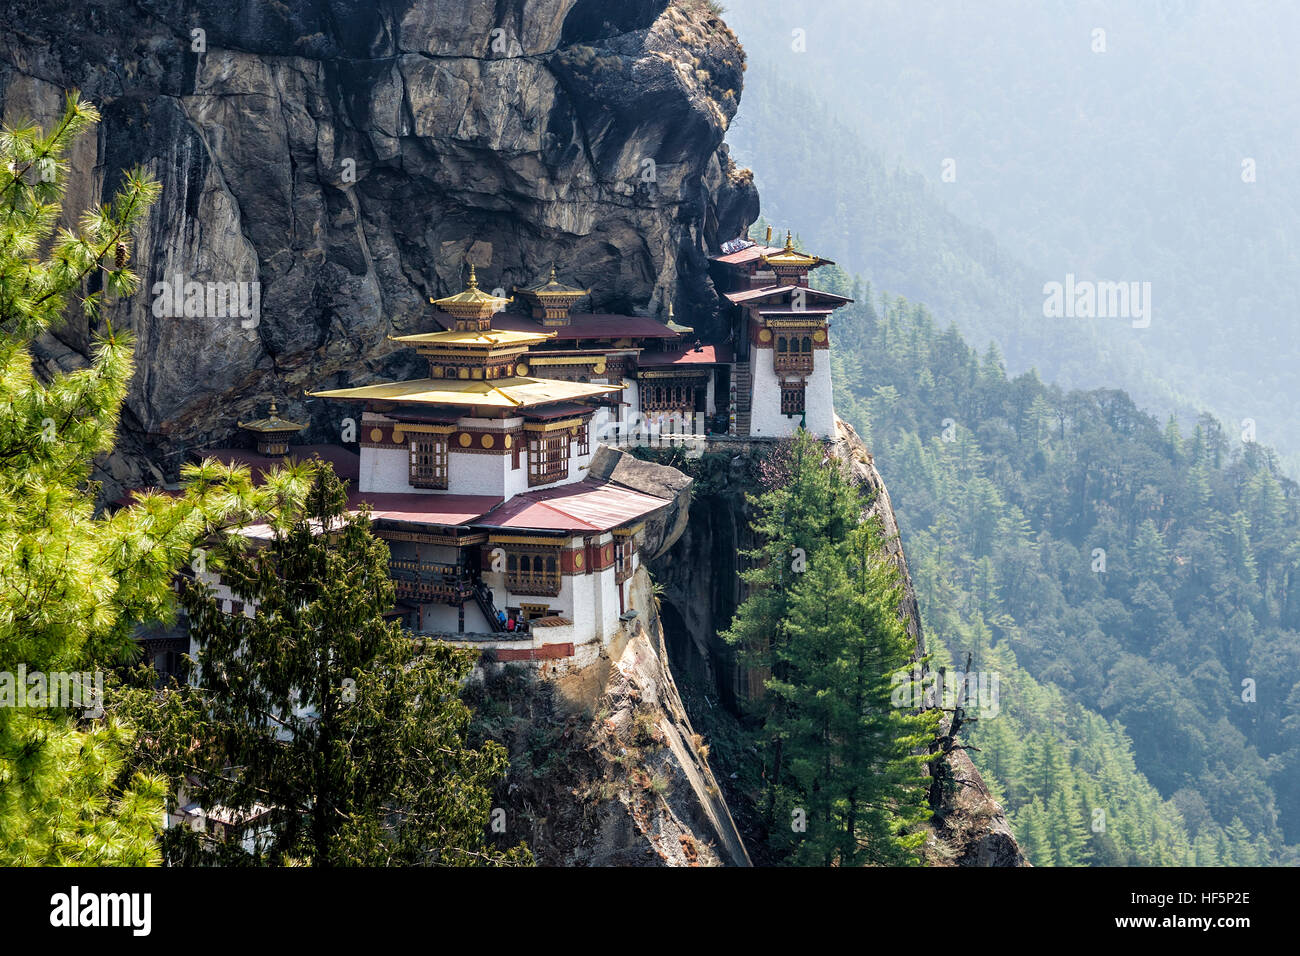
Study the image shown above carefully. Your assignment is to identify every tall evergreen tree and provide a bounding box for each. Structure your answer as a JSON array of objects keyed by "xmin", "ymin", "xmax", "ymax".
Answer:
[
  {"xmin": 724, "ymin": 430, "xmax": 934, "ymax": 864},
  {"xmin": 767, "ymin": 523, "xmax": 936, "ymax": 865},
  {"xmin": 130, "ymin": 466, "xmax": 529, "ymax": 866},
  {"xmin": 0, "ymin": 93, "xmax": 305, "ymax": 864}
]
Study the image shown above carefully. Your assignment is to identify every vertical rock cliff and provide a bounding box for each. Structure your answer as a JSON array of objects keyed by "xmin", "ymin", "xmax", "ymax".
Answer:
[{"xmin": 0, "ymin": 0, "xmax": 757, "ymax": 491}]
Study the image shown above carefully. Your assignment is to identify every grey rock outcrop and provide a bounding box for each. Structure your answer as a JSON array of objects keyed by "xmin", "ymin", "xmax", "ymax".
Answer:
[{"xmin": 587, "ymin": 444, "xmax": 693, "ymax": 559}]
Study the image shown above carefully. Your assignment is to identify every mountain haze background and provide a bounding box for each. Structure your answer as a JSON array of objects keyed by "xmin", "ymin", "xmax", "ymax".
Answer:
[{"xmin": 724, "ymin": 0, "xmax": 1300, "ymax": 475}]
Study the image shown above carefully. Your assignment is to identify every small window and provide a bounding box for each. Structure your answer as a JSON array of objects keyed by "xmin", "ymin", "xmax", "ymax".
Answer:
[
  {"xmin": 780, "ymin": 382, "xmax": 806, "ymax": 416},
  {"xmin": 527, "ymin": 430, "xmax": 570, "ymax": 486},
  {"xmin": 409, "ymin": 435, "xmax": 448, "ymax": 489}
]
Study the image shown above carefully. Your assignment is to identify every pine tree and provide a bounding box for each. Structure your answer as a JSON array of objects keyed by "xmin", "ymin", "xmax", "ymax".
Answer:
[
  {"xmin": 724, "ymin": 431, "xmax": 935, "ymax": 864},
  {"xmin": 128, "ymin": 465, "xmax": 530, "ymax": 866},
  {"xmin": 723, "ymin": 429, "xmax": 862, "ymax": 824},
  {"xmin": 0, "ymin": 93, "xmax": 307, "ymax": 864},
  {"xmin": 1011, "ymin": 799, "xmax": 1052, "ymax": 865},
  {"xmin": 765, "ymin": 522, "xmax": 936, "ymax": 865}
]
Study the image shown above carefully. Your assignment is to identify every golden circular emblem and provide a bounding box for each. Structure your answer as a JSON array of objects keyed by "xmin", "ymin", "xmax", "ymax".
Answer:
[
  {"xmin": 574, "ymin": 552, "xmax": 584, "ymax": 569},
  {"xmin": 813, "ymin": 329, "xmax": 826, "ymax": 343},
  {"xmin": 516, "ymin": 363, "xmax": 529, "ymax": 376},
  {"xmin": 504, "ymin": 435, "xmax": 513, "ymax": 448},
  {"xmin": 594, "ymin": 360, "xmax": 606, "ymax": 375},
  {"xmin": 369, "ymin": 427, "xmax": 383, "ymax": 443},
  {"xmin": 459, "ymin": 433, "xmax": 472, "ymax": 447},
  {"xmin": 758, "ymin": 328, "xmax": 773, "ymax": 343},
  {"xmin": 392, "ymin": 429, "xmax": 405, "ymax": 444},
  {"xmin": 482, "ymin": 434, "xmax": 495, "ymax": 449}
]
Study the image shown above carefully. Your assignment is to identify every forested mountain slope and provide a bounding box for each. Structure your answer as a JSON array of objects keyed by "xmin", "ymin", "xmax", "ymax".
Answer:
[
  {"xmin": 807, "ymin": 248, "xmax": 1300, "ymax": 864},
  {"xmin": 727, "ymin": 73, "xmax": 1204, "ymax": 462}
]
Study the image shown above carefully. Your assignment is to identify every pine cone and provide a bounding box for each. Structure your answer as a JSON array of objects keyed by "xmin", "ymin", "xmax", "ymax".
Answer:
[{"xmin": 114, "ymin": 242, "xmax": 127, "ymax": 269}]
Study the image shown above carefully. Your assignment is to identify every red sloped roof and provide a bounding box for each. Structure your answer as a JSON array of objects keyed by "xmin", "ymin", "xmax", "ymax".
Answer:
[
  {"xmin": 638, "ymin": 344, "xmax": 734, "ymax": 367},
  {"xmin": 724, "ymin": 285, "xmax": 853, "ymax": 305},
  {"xmin": 526, "ymin": 402, "xmax": 595, "ymax": 420},
  {"xmin": 349, "ymin": 491, "xmax": 501, "ymax": 526},
  {"xmin": 196, "ymin": 444, "xmax": 361, "ymax": 483},
  {"xmin": 477, "ymin": 479, "xmax": 669, "ymax": 533},
  {"xmin": 710, "ymin": 243, "xmax": 784, "ymax": 264},
  {"xmin": 494, "ymin": 313, "xmax": 681, "ymax": 340}
]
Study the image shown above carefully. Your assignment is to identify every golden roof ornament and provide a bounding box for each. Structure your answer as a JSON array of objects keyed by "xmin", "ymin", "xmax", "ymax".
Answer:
[
  {"xmin": 430, "ymin": 263, "xmax": 513, "ymax": 329},
  {"xmin": 514, "ymin": 264, "xmax": 590, "ymax": 325},
  {"xmin": 665, "ymin": 301, "xmax": 693, "ymax": 335},
  {"xmin": 238, "ymin": 400, "xmax": 307, "ymax": 457},
  {"xmin": 761, "ymin": 230, "xmax": 827, "ymax": 272},
  {"xmin": 238, "ymin": 400, "xmax": 306, "ymax": 434}
]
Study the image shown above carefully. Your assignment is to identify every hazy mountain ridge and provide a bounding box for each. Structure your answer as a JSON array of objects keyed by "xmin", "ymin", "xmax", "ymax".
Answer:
[{"xmin": 724, "ymin": 0, "xmax": 1300, "ymax": 474}]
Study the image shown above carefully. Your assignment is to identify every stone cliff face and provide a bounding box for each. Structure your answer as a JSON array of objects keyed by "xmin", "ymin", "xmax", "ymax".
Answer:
[
  {"xmin": 471, "ymin": 567, "xmax": 750, "ymax": 866},
  {"xmin": 0, "ymin": 0, "xmax": 757, "ymax": 490}
]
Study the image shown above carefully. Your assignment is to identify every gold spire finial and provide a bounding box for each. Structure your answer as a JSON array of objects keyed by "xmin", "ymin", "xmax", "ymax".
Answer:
[
  {"xmin": 467, "ymin": 263, "xmax": 479, "ymax": 289},
  {"xmin": 268, "ymin": 400, "xmax": 279, "ymax": 417},
  {"xmin": 784, "ymin": 229, "xmax": 794, "ymax": 250},
  {"xmin": 548, "ymin": 264, "xmax": 558, "ymax": 283}
]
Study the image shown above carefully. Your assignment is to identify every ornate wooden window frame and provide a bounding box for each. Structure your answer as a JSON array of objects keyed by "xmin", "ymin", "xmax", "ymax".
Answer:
[
  {"xmin": 780, "ymin": 381, "xmax": 807, "ymax": 416},
  {"xmin": 505, "ymin": 549, "xmax": 562, "ymax": 596},
  {"xmin": 524, "ymin": 420, "xmax": 579, "ymax": 486},
  {"xmin": 409, "ymin": 433, "xmax": 449, "ymax": 489}
]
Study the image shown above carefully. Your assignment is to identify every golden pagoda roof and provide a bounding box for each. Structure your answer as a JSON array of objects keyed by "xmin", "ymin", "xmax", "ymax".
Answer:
[
  {"xmin": 429, "ymin": 265, "xmax": 512, "ymax": 315},
  {"xmin": 310, "ymin": 376, "xmax": 622, "ymax": 410},
  {"xmin": 514, "ymin": 266, "xmax": 590, "ymax": 300},
  {"xmin": 238, "ymin": 401, "xmax": 307, "ymax": 434},
  {"xmin": 761, "ymin": 230, "xmax": 829, "ymax": 269},
  {"xmin": 664, "ymin": 302, "xmax": 693, "ymax": 335},
  {"xmin": 390, "ymin": 328, "xmax": 552, "ymax": 348}
]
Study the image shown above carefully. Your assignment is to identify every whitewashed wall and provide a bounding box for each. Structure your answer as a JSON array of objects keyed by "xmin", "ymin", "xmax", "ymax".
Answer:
[{"xmin": 748, "ymin": 347, "xmax": 835, "ymax": 438}]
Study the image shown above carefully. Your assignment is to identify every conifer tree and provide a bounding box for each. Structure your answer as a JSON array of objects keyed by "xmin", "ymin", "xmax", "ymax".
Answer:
[
  {"xmin": 767, "ymin": 522, "xmax": 936, "ymax": 865},
  {"xmin": 723, "ymin": 430, "xmax": 863, "ymax": 825},
  {"xmin": 131, "ymin": 465, "xmax": 529, "ymax": 866},
  {"xmin": 0, "ymin": 93, "xmax": 309, "ymax": 864},
  {"xmin": 724, "ymin": 430, "xmax": 934, "ymax": 864}
]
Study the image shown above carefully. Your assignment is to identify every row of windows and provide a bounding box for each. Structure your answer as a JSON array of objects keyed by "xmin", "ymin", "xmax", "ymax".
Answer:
[
  {"xmin": 408, "ymin": 427, "xmax": 589, "ymax": 489},
  {"xmin": 506, "ymin": 551, "xmax": 561, "ymax": 596},
  {"xmin": 642, "ymin": 382, "xmax": 702, "ymax": 412}
]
